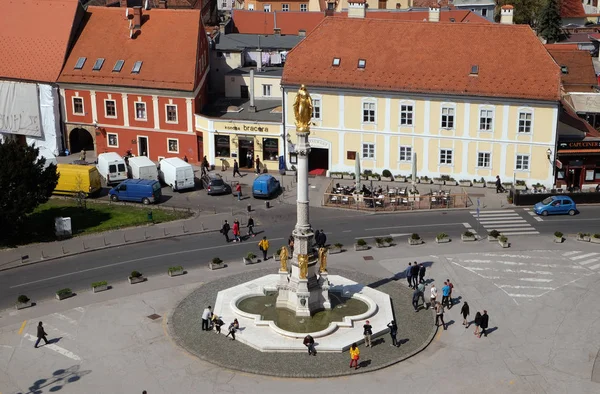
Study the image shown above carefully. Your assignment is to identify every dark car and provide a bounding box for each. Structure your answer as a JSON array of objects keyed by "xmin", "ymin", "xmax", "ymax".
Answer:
[{"xmin": 201, "ymin": 173, "xmax": 230, "ymax": 195}]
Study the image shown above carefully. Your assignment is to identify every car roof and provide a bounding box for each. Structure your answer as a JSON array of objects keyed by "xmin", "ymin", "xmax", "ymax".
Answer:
[
  {"xmin": 256, "ymin": 174, "xmax": 274, "ymax": 181},
  {"xmin": 121, "ymin": 179, "xmax": 157, "ymax": 185}
]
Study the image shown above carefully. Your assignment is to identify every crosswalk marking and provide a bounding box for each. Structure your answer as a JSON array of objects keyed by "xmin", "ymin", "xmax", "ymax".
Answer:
[
  {"xmin": 578, "ymin": 259, "xmax": 599, "ymax": 266},
  {"xmin": 524, "ymin": 208, "xmax": 544, "ymax": 221},
  {"xmin": 565, "ymin": 251, "xmax": 600, "ymax": 271},
  {"xmin": 571, "ymin": 253, "xmax": 599, "ymax": 260},
  {"xmin": 589, "ymin": 263, "xmax": 600, "ymax": 270},
  {"xmin": 563, "ymin": 251, "xmax": 582, "ymax": 256},
  {"xmin": 470, "ymin": 209, "xmax": 538, "ymax": 235}
]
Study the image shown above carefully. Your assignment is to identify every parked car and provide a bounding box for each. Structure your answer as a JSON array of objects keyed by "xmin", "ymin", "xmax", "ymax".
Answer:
[
  {"xmin": 158, "ymin": 157, "xmax": 195, "ymax": 191},
  {"xmin": 96, "ymin": 152, "xmax": 127, "ymax": 185},
  {"xmin": 252, "ymin": 174, "xmax": 280, "ymax": 198},
  {"xmin": 127, "ymin": 156, "xmax": 158, "ymax": 180},
  {"xmin": 201, "ymin": 173, "xmax": 230, "ymax": 195},
  {"xmin": 534, "ymin": 195, "xmax": 577, "ymax": 216},
  {"xmin": 53, "ymin": 164, "xmax": 102, "ymax": 197},
  {"xmin": 109, "ymin": 179, "xmax": 161, "ymax": 205}
]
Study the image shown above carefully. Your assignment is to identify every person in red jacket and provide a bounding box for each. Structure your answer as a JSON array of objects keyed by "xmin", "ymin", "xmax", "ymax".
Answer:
[
  {"xmin": 235, "ymin": 182, "xmax": 242, "ymax": 201},
  {"xmin": 232, "ymin": 219, "xmax": 241, "ymax": 243}
]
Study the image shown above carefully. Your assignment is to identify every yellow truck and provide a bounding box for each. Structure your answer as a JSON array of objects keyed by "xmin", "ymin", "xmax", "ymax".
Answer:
[{"xmin": 53, "ymin": 164, "xmax": 102, "ymax": 197}]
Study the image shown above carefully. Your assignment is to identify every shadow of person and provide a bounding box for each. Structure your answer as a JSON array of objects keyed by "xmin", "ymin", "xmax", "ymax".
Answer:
[
  {"xmin": 358, "ymin": 359, "xmax": 371, "ymax": 369},
  {"xmin": 48, "ymin": 337, "xmax": 63, "ymax": 345},
  {"xmin": 399, "ymin": 338, "xmax": 410, "ymax": 345},
  {"xmin": 484, "ymin": 327, "xmax": 498, "ymax": 336},
  {"xmin": 370, "ymin": 337, "xmax": 385, "ymax": 347}
]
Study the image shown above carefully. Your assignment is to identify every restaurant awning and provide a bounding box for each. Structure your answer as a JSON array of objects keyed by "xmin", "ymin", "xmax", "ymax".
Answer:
[{"xmin": 558, "ymin": 149, "xmax": 600, "ymax": 154}]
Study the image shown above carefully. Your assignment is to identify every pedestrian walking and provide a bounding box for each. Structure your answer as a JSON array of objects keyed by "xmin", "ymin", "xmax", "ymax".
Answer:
[
  {"xmin": 214, "ymin": 316, "xmax": 224, "ymax": 334},
  {"xmin": 255, "ymin": 155, "xmax": 261, "ymax": 174},
  {"xmin": 202, "ymin": 155, "xmax": 210, "ymax": 175},
  {"xmin": 201, "ymin": 306, "xmax": 212, "ymax": 331},
  {"xmin": 410, "ymin": 261, "xmax": 419, "ymax": 288},
  {"xmin": 314, "ymin": 230, "xmax": 320, "ymax": 247},
  {"xmin": 387, "ymin": 320, "xmax": 399, "ymax": 347},
  {"xmin": 495, "ymin": 175, "xmax": 505, "ymax": 193},
  {"xmin": 233, "ymin": 159, "xmax": 242, "ymax": 177},
  {"xmin": 419, "ymin": 263, "xmax": 426, "ymax": 284},
  {"xmin": 303, "ymin": 334, "xmax": 316, "ymax": 355},
  {"xmin": 247, "ymin": 217, "xmax": 255, "ymax": 237},
  {"xmin": 363, "ymin": 320, "xmax": 372, "ymax": 347},
  {"xmin": 349, "ymin": 343, "xmax": 360, "ymax": 370},
  {"xmin": 246, "ymin": 151, "xmax": 253, "ymax": 168},
  {"xmin": 417, "ymin": 282, "xmax": 426, "ymax": 305},
  {"xmin": 405, "ymin": 262, "xmax": 413, "ymax": 288},
  {"xmin": 225, "ymin": 319, "xmax": 239, "ymax": 340},
  {"xmin": 235, "ymin": 182, "xmax": 242, "ymax": 201},
  {"xmin": 34, "ymin": 322, "xmax": 49, "ymax": 348},
  {"xmin": 441, "ymin": 281, "xmax": 451, "ymax": 309},
  {"xmin": 221, "ymin": 220, "xmax": 230, "ymax": 243},
  {"xmin": 232, "ymin": 219, "xmax": 241, "ymax": 243},
  {"xmin": 319, "ymin": 230, "xmax": 327, "ymax": 248},
  {"xmin": 412, "ymin": 288, "xmax": 421, "ymax": 312},
  {"xmin": 474, "ymin": 311, "xmax": 482, "ymax": 337},
  {"xmin": 435, "ymin": 302, "xmax": 446, "ymax": 330},
  {"xmin": 429, "ymin": 284, "xmax": 437, "ymax": 310},
  {"xmin": 461, "ymin": 302, "xmax": 470, "ymax": 328},
  {"xmin": 479, "ymin": 310, "xmax": 489, "ymax": 338},
  {"xmin": 258, "ymin": 236, "xmax": 269, "ymax": 261},
  {"xmin": 447, "ymin": 279, "xmax": 454, "ymax": 308}
]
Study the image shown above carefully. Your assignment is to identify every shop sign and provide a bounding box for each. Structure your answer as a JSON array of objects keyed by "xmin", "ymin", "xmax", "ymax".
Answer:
[
  {"xmin": 308, "ymin": 138, "xmax": 330, "ymax": 149},
  {"xmin": 220, "ymin": 122, "xmax": 272, "ymax": 133},
  {"xmin": 555, "ymin": 159, "xmax": 563, "ymax": 169},
  {"xmin": 557, "ymin": 140, "xmax": 600, "ymax": 150}
]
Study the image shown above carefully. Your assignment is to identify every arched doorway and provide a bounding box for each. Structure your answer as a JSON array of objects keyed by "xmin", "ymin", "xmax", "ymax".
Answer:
[{"xmin": 69, "ymin": 128, "xmax": 94, "ymax": 154}]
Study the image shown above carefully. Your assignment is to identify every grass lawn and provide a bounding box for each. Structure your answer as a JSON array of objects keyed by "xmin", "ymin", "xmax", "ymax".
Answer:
[{"xmin": 4, "ymin": 198, "xmax": 191, "ymax": 247}]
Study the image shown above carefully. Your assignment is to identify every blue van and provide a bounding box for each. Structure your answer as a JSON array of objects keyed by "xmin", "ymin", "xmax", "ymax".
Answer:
[
  {"xmin": 109, "ymin": 179, "xmax": 161, "ymax": 205},
  {"xmin": 252, "ymin": 174, "xmax": 281, "ymax": 198}
]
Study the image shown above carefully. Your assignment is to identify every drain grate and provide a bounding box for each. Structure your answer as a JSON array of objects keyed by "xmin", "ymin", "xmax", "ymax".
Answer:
[
  {"xmin": 147, "ymin": 314, "xmax": 161, "ymax": 320},
  {"xmin": 363, "ymin": 256, "xmax": 374, "ymax": 261}
]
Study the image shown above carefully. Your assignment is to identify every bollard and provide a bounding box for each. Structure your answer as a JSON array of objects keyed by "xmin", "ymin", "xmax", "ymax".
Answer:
[
  {"xmin": 145, "ymin": 230, "xmax": 150, "ymax": 240},
  {"xmin": 182, "ymin": 225, "xmax": 188, "ymax": 233},
  {"xmin": 83, "ymin": 241, "xmax": 87, "ymax": 250},
  {"xmin": 265, "ymin": 201, "xmax": 270, "ymax": 209},
  {"xmin": 104, "ymin": 237, "xmax": 109, "ymax": 246},
  {"xmin": 201, "ymin": 222, "xmax": 205, "ymax": 231},
  {"xmin": 164, "ymin": 228, "xmax": 169, "ymax": 236},
  {"xmin": 62, "ymin": 246, "xmax": 67, "ymax": 255},
  {"xmin": 124, "ymin": 233, "xmax": 128, "ymax": 243},
  {"xmin": 41, "ymin": 250, "xmax": 46, "ymax": 260},
  {"xmin": 247, "ymin": 204, "xmax": 252, "ymax": 213}
]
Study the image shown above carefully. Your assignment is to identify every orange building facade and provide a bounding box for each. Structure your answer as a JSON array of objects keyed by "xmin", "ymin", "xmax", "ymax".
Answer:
[{"xmin": 244, "ymin": 0, "xmax": 309, "ymax": 11}]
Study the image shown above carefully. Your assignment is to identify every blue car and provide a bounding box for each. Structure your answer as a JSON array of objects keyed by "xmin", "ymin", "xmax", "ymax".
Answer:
[
  {"xmin": 252, "ymin": 174, "xmax": 280, "ymax": 198},
  {"xmin": 534, "ymin": 196, "xmax": 577, "ymax": 216},
  {"xmin": 109, "ymin": 179, "xmax": 162, "ymax": 205}
]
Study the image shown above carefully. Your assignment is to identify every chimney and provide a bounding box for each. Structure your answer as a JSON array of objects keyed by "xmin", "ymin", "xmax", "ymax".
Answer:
[
  {"xmin": 249, "ymin": 69, "xmax": 257, "ymax": 113},
  {"xmin": 500, "ymin": 5, "xmax": 514, "ymax": 25},
  {"xmin": 120, "ymin": 0, "xmax": 127, "ymax": 6},
  {"xmin": 133, "ymin": 6, "xmax": 142, "ymax": 28},
  {"xmin": 298, "ymin": 29, "xmax": 306, "ymax": 37},
  {"xmin": 219, "ymin": 22, "xmax": 226, "ymax": 34},
  {"xmin": 428, "ymin": 4, "xmax": 440, "ymax": 22},
  {"xmin": 159, "ymin": 0, "xmax": 167, "ymax": 8},
  {"xmin": 274, "ymin": 27, "xmax": 281, "ymax": 36},
  {"xmin": 348, "ymin": 0, "xmax": 366, "ymax": 19}
]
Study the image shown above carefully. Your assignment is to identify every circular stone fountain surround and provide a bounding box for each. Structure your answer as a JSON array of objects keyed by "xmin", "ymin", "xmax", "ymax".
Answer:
[{"xmin": 213, "ymin": 274, "xmax": 394, "ymax": 352}]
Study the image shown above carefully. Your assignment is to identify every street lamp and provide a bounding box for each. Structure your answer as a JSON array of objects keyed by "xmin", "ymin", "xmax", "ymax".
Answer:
[{"xmin": 546, "ymin": 148, "xmax": 552, "ymax": 160}]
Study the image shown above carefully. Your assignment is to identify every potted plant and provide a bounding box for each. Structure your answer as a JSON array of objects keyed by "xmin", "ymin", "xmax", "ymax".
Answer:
[
  {"xmin": 274, "ymin": 248, "xmax": 282, "ymax": 261},
  {"xmin": 55, "ymin": 288, "xmax": 73, "ymax": 300},
  {"xmin": 244, "ymin": 252, "xmax": 259, "ymax": 265},
  {"xmin": 459, "ymin": 179, "xmax": 472, "ymax": 187},
  {"xmin": 361, "ymin": 170, "xmax": 372, "ymax": 180},
  {"xmin": 91, "ymin": 281, "xmax": 108, "ymax": 293},
  {"xmin": 591, "ymin": 234, "xmax": 600, "ymax": 244},
  {"xmin": 498, "ymin": 235, "xmax": 509, "ymax": 248},
  {"xmin": 436, "ymin": 233, "xmax": 450, "ymax": 243},
  {"xmin": 408, "ymin": 233, "xmax": 423, "ymax": 245},
  {"xmin": 420, "ymin": 175, "xmax": 432, "ymax": 184},
  {"xmin": 395, "ymin": 174, "xmax": 408, "ymax": 182},
  {"xmin": 507, "ymin": 196, "xmax": 514, "ymax": 204},
  {"xmin": 577, "ymin": 232, "xmax": 591, "ymax": 242},
  {"xmin": 486, "ymin": 180, "xmax": 497, "ymax": 188},
  {"xmin": 16, "ymin": 295, "xmax": 31, "ymax": 310},
  {"xmin": 445, "ymin": 177, "xmax": 458, "ymax": 186},
  {"xmin": 433, "ymin": 177, "xmax": 445, "ymax": 185},
  {"xmin": 354, "ymin": 239, "xmax": 369, "ymax": 251},
  {"xmin": 515, "ymin": 180, "xmax": 527, "ymax": 191},
  {"xmin": 554, "ymin": 231, "xmax": 564, "ymax": 243},
  {"xmin": 488, "ymin": 229, "xmax": 500, "ymax": 242},
  {"xmin": 473, "ymin": 177, "xmax": 486, "ymax": 188},
  {"xmin": 329, "ymin": 243, "xmax": 343, "ymax": 254},
  {"xmin": 384, "ymin": 236, "xmax": 393, "ymax": 246},
  {"xmin": 168, "ymin": 265, "xmax": 184, "ymax": 277},
  {"xmin": 381, "ymin": 169, "xmax": 393, "ymax": 182},
  {"xmin": 209, "ymin": 257, "xmax": 225, "ymax": 270},
  {"xmin": 330, "ymin": 171, "xmax": 343, "ymax": 179},
  {"xmin": 375, "ymin": 237, "xmax": 392, "ymax": 248},
  {"xmin": 128, "ymin": 270, "xmax": 144, "ymax": 284},
  {"xmin": 502, "ymin": 182, "xmax": 514, "ymax": 189},
  {"xmin": 461, "ymin": 231, "xmax": 476, "ymax": 242},
  {"xmin": 369, "ymin": 172, "xmax": 381, "ymax": 181}
]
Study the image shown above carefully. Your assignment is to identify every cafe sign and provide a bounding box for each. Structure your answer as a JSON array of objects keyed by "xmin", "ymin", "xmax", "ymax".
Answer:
[
  {"xmin": 218, "ymin": 122, "xmax": 274, "ymax": 133},
  {"xmin": 557, "ymin": 140, "xmax": 600, "ymax": 150}
]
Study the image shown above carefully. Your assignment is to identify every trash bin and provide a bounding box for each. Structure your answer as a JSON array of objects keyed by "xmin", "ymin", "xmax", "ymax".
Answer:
[
  {"xmin": 247, "ymin": 204, "xmax": 252, "ymax": 212},
  {"xmin": 265, "ymin": 201, "xmax": 270, "ymax": 209},
  {"xmin": 147, "ymin": 211, "xmax": 153, "ymax": 222}
]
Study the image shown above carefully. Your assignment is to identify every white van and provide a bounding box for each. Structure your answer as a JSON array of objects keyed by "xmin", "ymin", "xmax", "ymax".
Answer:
[
  {"xmin": 127, "ymin": 156, "xmax": 158, "ymax": 181},
  {"xmin": 96, "ymin": 152, "xmax": 127, "ymax": 185},
  {"xmin": 159, "ymin": 157, "xmax": 195, "ymax": 191}
]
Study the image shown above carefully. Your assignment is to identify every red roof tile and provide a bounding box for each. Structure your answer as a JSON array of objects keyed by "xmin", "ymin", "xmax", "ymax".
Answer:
[
  {"xmin": 58, "ymin": 7, "xmax": 202, "ymax": 91},
  {"xmin": 547, "ymin": 47, "xmax": 597, "ymax": 92},
  {"xmin": 282, "ymin": 17, "xmax": 561, "ymax": 101},
  {"xmin": 0, "ymin": 0, "xmax": 82, "ymax": 82},
  {"xmin": 412, "ymin": 0, "xmax": 450, "ymax": 7},
  {"xmin": 545, "ymin": 43, "xmax": 580, "ymax": 50},
  {"xmin": 560, "ymin": 98, "xmax": 598, "ymax": 136},
  {"xmin": 561, "ymin": 0, "xmax": 586, "ymax": 18}
]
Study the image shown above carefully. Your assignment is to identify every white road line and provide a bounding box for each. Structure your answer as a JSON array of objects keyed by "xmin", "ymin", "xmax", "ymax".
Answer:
[
  {"xmin": 497, "ymin": 285, "xmax": 554, "ymax": 290},
  {"xmin": 563, "ymin": 251, "xmax": 582, "ymax": 256},
  {"xmin": 577, "ymin": 259, "xmax": 599, "ymax": 265},
  {"xmin": 10, "ymin": 237, "xmax": 285, "ymax": 289},
  {"xmin": 342, "ymin": 230, "xmax": 351, "ymax": 233},
  {"xmin": 475, "ymin": 213, "xmax": 521, "ymax": 217},
  {"xmin": 469, "ymin": 210, "xmax": 515, "ymax": 214},
  {"xmin": 489, "ymin": 224, "xmax": 535, "ymax": 229},
  {"xmin": 523, "ymin": 208, "xmax": 531, "ymax": 211},
  {"xmin": 571, "ymin": 253, "xmax": 599, "ymax": 261},
  {"xmin": 499, "ymin": 231, "xmax": 540, "ymax": 235},
  {"xmin": 23, "ymin": 333, "xmax": 81, "ymax": 361},
  {"xmin": 588, "ymin": 263, "xmax": 600, "ymax": 270},
  {"xmin": 519, "ymin": 278, "xmax": 553, "ymax": 283},
  {"xmin": 460, "ymin": 266, "xmax": 553, "ymax": 275},
  {"xmin": 463, "ymin": 222, "xmax": 472, "ymax": 228},
  {"xmin": 478, "ymin": 220, "xmax": 528, "ymax": 224},
  {"xmin": 52, "ymin": 313, "xmax": 78, "ymax": 325},
  {"xmin": 365, "ymin": 223, "xmax": 465, "ymax": 231},
  {"xmin": 534, "ymin": 217, "xmax": 543, "ymax": 222},
  {"xmin": 74, "ymin": 307, "xmax": 85, "ymax": 313}
]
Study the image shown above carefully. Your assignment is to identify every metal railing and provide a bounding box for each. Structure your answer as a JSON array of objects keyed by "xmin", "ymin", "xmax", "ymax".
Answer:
[{"xmin": 323, "ymin": 191, "xmax": 470, "ymax": 212}]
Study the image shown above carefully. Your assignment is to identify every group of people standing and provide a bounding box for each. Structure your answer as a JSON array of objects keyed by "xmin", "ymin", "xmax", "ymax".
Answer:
[
  {"xmin": 460, "ymin": 303, "xmax": 490, "ymax": 338},
  {"xmin": 221, "ymin": 218, "xmax": 255, "ymax": 243},
  {"xmin": 201, "ymin": 305, "xmax": 239, "ymax": 340}
]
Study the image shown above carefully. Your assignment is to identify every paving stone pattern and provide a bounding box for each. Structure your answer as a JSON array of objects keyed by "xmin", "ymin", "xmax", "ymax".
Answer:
[{"xmin": 169, "ymin": 268, "xmax": 436, "ymax": 378}]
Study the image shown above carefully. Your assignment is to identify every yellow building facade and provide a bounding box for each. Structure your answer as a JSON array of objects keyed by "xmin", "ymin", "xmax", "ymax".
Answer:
[{"xmin": 283, "ymin": 90, "xmax": 558, "ymax": 185}]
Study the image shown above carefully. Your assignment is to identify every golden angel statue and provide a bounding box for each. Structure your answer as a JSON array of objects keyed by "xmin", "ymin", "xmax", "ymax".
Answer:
[
  {"xmin": 318, "ymin": 247, "xmax": 327, "ymax": 273},
  {"xmin": 279, "ymin": 246, "xmax": 289, "ymax": 272},
  {"xmin": 298, "ymin": 254, "xmax": 309, "ymax": 279},
  {"xmin": 293, "ymin": 85, "xmax": 313, "ymax": 134}
]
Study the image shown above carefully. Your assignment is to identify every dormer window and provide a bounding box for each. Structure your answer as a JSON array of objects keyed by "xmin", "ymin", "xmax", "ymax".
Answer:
[
  {"xmin": 561, "ymin": 65, "xmax": 568, "ymax": 74},
  {"xmin": 358, "ymin": 59, "xmax": 366, "ymax": 69},
  {"xmin": 332, "ymin": 57, "xmax": 341, "ymax": 66}
]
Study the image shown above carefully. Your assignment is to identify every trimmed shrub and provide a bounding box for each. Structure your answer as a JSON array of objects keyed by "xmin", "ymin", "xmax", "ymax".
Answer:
[
  {"xmin": 168, "ymin": 266, "xmax": 183, "ymax": 273},
  {"xmin": 382, "ymin": 169, "xmax": 392, "ymax": 178},
  {"xmin": 91, "ymin": 281, "xmax": 108, "ymax": 288},
  {"xmin": 56, "ymin": 288, "xmax": 72, "ymax": 296},
  {"xmin": 17, "ymin": 295, "xmax": 29, "ymax": 304},
  {"xmin": 356, "ymin": 239, "xmax": 367, "ymax": 246},
  {"xmin": 212, "ymin": 257, "xmax": 223, "ymax": 265},
  {"xmin": 384, "ymin": 237, "xmax": 393, "ymax": 244},
  {"xmin": 436, "ymin": 233, "xmax": 448, "ymax": 240},
  {"xmin": 130, "ymin": 271, "xmax": 142, "ymax": 278},
  {"xmin": 499, "ymin": 235, "xmax": 508, "ymax": 243},
  {"xmin": 246, "ymin": 252, "xmax": 257, "ymax": 260},
  {"xmin": 411, "ymin": 233, "xmax": 420, "ymax": 240},
  {"xmin": 463, "ymin": 231, "xmax": 474, "ymax": 237},
  {"xmin": 554, "ymin": 231, "xmax": 563, "ymax": 238},
  {"xmin": 488, "ymin": 230, "xmax": 500, "ymax": 238}
]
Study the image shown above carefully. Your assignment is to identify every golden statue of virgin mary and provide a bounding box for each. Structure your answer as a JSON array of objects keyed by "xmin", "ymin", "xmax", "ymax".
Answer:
[{"xmin": 293, "ymin": 85, "xmax": 313, "ymax": 134}]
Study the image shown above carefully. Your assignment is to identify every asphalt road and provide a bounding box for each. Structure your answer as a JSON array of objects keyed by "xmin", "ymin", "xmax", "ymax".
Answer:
[{"xmin": 1, "ymin": 206, "xmax": 600, "ymax": 310}]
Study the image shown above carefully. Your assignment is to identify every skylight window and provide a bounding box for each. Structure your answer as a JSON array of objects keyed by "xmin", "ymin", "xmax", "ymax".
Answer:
[
  {"xmin": 92, "ymin": 58, "xmax": 105, "ymax": 71},
  {"xmin": 358, "ymin": 59, "xmax": 366, "ymax": 69},
  {"xmin": 113, "ymin": 60, "xmax": 125, "ymax": 72},
  {"xmin": 470, "ymin": 65, "xmax": 479, "ymax": 74},
  {"xmin": 332, "ymin": 57, "xmax": 341, "ymax": 66},
  {"xmin": 131, "ymin": 61, "xmax": 143, "ymax": 74},
  {"xmin": 561, "ymin": 65, "xmax": 569, "ymax": 74},
  {"xmin": 74, "ymin": 57, "xmax": 86, "ymax": 70}
]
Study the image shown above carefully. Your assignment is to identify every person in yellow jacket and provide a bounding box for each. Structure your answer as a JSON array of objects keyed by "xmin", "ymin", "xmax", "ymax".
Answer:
[
  {"xmin": 349, "ymin": 343, "xmax": 360, "ymax": 370},
  {"xmin": 258, "ymin": 236, "xmax": 269, "ymax": 261}
]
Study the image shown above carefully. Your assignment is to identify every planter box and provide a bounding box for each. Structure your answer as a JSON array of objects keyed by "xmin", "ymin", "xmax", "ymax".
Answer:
[
  {"xmin": 368, "ymin": 176, "xmax": 380, "ymax": 181},
  {"xmin": 329, "ymin": 246, "xmax": 342, "ymax": 254},
  {"xmin": 396, "ymin": 176, "xmax": 407, "ymax": 182},
  {"xmin": 92, "ymin": 284, "xmax": 108, "ymax": 293},
  {"xmin": 433, "ymin": 179, "xmax": 445, "ymax": 185},
  {"xmin": 360, "ymin": 175, "xmax": 368, "ymax": 180},
  {"xmin": 553, "ymin": 237, "xmax": 563, "ymax": 243},
  {"xmin": 354, "ymin": 244, "xmax": 369, "ymax": 251},
  {"xmin": 381, "ymin": 177, "xmax": 393, "ymax": 182},
  {"xmin": 473, "ymin": 182, "xmax": 486, "ymax": 188},
  {"xmin": 498, "ymin": 240, "xmax": 510, "ymax": 248},
  {"xmin": 128, "ymin": 276, "xmax": 145, "ymax": 284},
  {"xmin": 435, "ymin": 237, "xmax": 450, "ymax": 243},
  {"xmin": 330, "ymin": 173, "xmax": 343, "ymax": 179},
  {"xmin": 459, "ymin": 181, "xmax": 472, "ymax": 187},
  {"xmin": 16, "ymin": 302, "xmax": 31, "ymax": 310},
  {"xmin": 487, "ymin": 235, "xmax": 499, "ymax": 242},
  {"xmin": 209, "ymin": 262, "xmax": 226, "ymax": 270},
  {"xmin": 515, "ymin": 185, "xmax": 527, "ymax": 191},
  {"xmin": 168, "ymin": 269, "xmax": 184, "ymax": 277},
  {"xmin": 591, "ymin": 237, "xmax": 600, "ymax": 244},
  {"xmin": 486, "ymin": 182, "xmax": 496, "ymax": 188},
  {"xmin": 420, "ymin": 179, "xmax": 432, "ymax": 184},
  {"xmin": 375, "ymin": 242, "xmax": 391, "ymax": 248},
  {"xmin": 274, "ymin": 254, "xmax": 281, "ymax": 261},
  {"xmin": 461, "ymin": 235, "xmax": 477, "ymax": 242},
  {"xmin": 577, "ymin": 235, "xmax": 591, "ymax": 242},
  {"xmin": 445, "ymin": 180, "xmax": 458, "ymax": 186},
  {"xmin": 408, "ymin": 238, "xmax": 423, "ymax": 245},
  {"xmin": 55, "ymin": 292, "xmax": 73, "ymax": 301},
  {"xmin": 243, "ymin": 257, "xmax": 259, "ymax": 265}
]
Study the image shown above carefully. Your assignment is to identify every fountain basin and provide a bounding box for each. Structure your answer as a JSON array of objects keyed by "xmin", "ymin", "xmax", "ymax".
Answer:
[{"xmin": 213, "ymin": 274, "xmax": 394, "ymax": 352}]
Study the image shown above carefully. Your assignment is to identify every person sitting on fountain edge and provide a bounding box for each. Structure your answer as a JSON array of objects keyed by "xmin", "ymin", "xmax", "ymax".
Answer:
[{"xmin": 303, "ymin": 335, "xmax": 316, "ymax": 356}]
